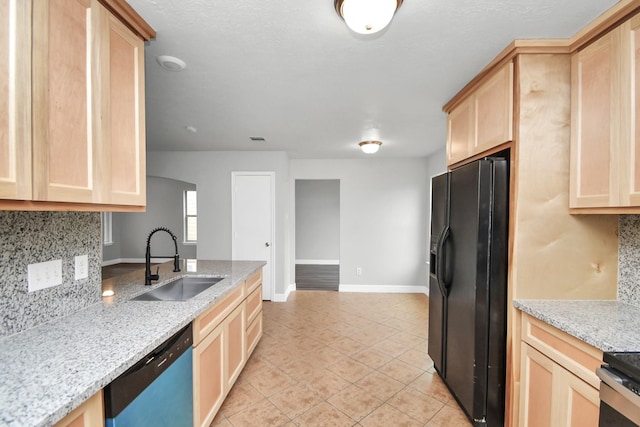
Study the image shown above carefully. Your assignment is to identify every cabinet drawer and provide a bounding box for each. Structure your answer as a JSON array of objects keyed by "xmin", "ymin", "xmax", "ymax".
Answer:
[
  {"xmin": 245, "ymin": 269, "xmax": 262, "ymax": 295},
  {"xmin": 521, "ymin": 313, "xmax": 603, "ymax": 389},
  {"xmin": 193, "ymin": 285, "xmax": 245, "ymax": 345},
  {"xmin": 246, "ymin": 311, "xmax": 262, "ymax": 358},
  {"xmin": 245, "ymin": 285, "xmax": 262, "ymax": 326}
]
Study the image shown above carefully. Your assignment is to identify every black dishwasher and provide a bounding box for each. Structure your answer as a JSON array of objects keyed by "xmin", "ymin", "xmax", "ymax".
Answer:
[{"xmin": 104, "ymin": 323, "xmax": 193, "ymax": 427}]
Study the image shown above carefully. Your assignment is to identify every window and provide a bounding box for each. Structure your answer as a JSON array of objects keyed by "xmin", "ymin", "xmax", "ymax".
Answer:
[
  {"xmin": 101, "ymin": 212, "xmax": 113, "ymax": 245},
  {"xmin": 184, "ymin": 190, "xmax": 197, "ymax": 243}
]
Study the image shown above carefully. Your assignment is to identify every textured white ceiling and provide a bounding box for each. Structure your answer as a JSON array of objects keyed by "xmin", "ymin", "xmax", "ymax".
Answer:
[{"xmin": 128, "ymin": 0, "xmax": 618, "ymax": 159}]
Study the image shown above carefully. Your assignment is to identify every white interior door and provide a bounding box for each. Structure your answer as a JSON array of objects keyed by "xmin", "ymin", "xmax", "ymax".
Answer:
[{"xmin": 231, "ymin": 172, "xmax": 274, "ymax": 300}]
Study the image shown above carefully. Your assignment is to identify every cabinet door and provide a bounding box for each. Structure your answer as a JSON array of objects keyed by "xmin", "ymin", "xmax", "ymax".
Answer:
[
  {"xmin": 32, "ymin": 0, "xmax": 96, "ymax": 203},
  {"xmin": 622, "ymin": 15, "xmax": 640, "ymax": 206},
  {"xmin": 474, "ymin": 62, "xmax": 513, "ymax": 153},
  {"xmin": 447, "ymin": 96, "xmax": 474, "ymax": 165},
  {"xmin": 555, "ymin": 368, "xmax": 599, "ymax": 427},
  {"xmin": 53, "ymin": 390, "xmax": 103, "ymax": 427},
  {"xmin": 193, "ymin": 323, "xmax": 225, "ymax": 427},
  {"xmin": 570, "ymin": 30, "xmax": 619, "ymax": 208},
  {"xmin": 520, "ymin": 343, "xmax": 599, "ymax": 427},
  {"xmin": 225, "ymin": 302, "xmax": 247, "ymax": 390},
  {"xmin": 246, "ymin": 312, "xmax": 263, "ymax": 358},
  {"xmin": 520, "ymin": 343, "xmax": 554, "ymax": 427},
  {"xmin": 102, "ymin": 9, "xmax": 146, "ymax": 206},
  {"xmin": 0, "ymin": 0, "xmax": 31, "ymax": 200}
]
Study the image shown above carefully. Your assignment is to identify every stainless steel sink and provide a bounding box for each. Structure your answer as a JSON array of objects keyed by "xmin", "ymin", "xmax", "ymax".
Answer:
[{"xmin": 131, "ymin": 276, "xmax": 224, "ymax": 301}]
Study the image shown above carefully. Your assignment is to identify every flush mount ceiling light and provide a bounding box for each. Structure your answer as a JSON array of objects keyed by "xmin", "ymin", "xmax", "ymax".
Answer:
[
  {"xmin": 335, "ymin": 0, "xmax": 403, "ymax": 34},
  {"xmin": 156, "ymin": 55, "xmax": 186, "ymax": 72},
  {"xmin": 359, "ymin": 140, "xmax": 382, "ymax": 154}
]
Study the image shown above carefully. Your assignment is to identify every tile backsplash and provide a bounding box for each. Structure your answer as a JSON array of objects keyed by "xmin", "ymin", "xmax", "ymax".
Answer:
[
  {"xmin": 619, "ymin": 215, "xmax": 640, "ymax": 307},
  {"xmin": 0, "ymin": 211, "xmax": 101, "ymax": 337}
]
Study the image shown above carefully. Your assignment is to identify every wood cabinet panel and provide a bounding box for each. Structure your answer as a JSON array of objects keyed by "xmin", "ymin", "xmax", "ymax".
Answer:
[
  {"xmin": 245, "ymin": 269, "xmax": 262, "ymax": 295},
  {"xmin": 246, "ymin": 312, "xmax": 262, "ymax": 358},
  {"xmin": 521, "ymin": 313, "xmax": 602, "ymax": 389},
  {"xmin": 520, "ymin": 313, "xmax": 602, "ymax": 426},
  {"xmin": 193, "ymin": 285, "xmax": 245, "ymax": 345},
  {"xmin": 246, "ymin": 285, "xmax": 262, "ymax": 326},
  {"xmin": 563, "ymin": 372, "xmax": 599, "ymax": 427},
  {"xmin": 570, "ymin": 32, "xmax": 616, "ymax": 207},
  {"xmin": 624, "ymin": 14, "xmax": 640, "ymax": 206},
  {"xmin": 53, "ymin": 390, "xmax": 103, "ymax": 427},
  {"xmin": 106, "ymin": 12, "xmax": 145, "ymax": 205},
  {"xmin": 474, "ymin": 62, "xmax": 514, "ymax": 153},
  {"xmin": 32, "ymin": 0, "xmax": 94, "ymax": 203},
  {"xmin": 447, "ymin": 97, "xmax": 473, "ymax": 165},
  {"xmin": 0, "ymin": 0, "xmax": 31, "ymax": 200},
  {"xmin": 520, "ymin": 343, "xmax": 554, "ymax": 427},
  {"xmin": 571, "ymin": 12, "xmax": 640, "ymax": 211},
  {"xmin": 1, "ymin": 0, "xmax": 151, "ymax": 210},
  {"xmin": 520, "ymin": 343, "xmax": 599, "ymax": 427},
  {"xmin": 193, "ymin": 268, "xmax": 262, "ymax": 427},
  {"xmin": 445, "ymin": 62, "xmax": 513, "ymax": 166},
  {"xmin": 225, "ymin": 303, "xmax": 246, "ymax": 390},
  {"xmin": 193, "ymin": 323, "xmax": 224, "ymax": 427}
]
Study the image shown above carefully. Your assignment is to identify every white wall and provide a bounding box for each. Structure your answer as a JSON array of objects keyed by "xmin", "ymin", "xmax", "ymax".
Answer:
[
  {"xmin": 103, "ymin": 176, "xmax": 197, "ymax": 263},
  {"xmin": 295, "ymin": 180, "xmax": 340, "ymax": 262},
  {"xmin": 146, "ymin": 151, "xmax": 289, "ymax": 298},
  {"xmin": 290, "ymin": 158, "xmax": 430, "ymax": 292}
]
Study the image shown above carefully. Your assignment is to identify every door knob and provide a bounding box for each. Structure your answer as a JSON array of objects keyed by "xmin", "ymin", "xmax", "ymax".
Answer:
[{"xmin": 265, "ymin": 242, "xmax": 270, "ymax": 247}]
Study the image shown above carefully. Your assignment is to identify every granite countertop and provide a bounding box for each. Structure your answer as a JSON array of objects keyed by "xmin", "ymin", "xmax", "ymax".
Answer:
[
  {"xmin": 514, "ymin": 299, "xmax": 640, "ymax": 352},
  {"xmin": 0, "ymin": 260, "xmax": 265, "ymax": 427}
]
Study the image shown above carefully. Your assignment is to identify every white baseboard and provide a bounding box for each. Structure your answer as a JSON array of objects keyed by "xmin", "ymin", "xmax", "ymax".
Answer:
[
  {"xmin": 272, "ymin": 283, "xmax": 296, "ymax": 302},
  {"xmin": 339, "ymin": 284, "xmax": 429, "ymax": 295},
  {"xmin": 295, "ymin": 259, "xmax": 340, "ymax": 265}
]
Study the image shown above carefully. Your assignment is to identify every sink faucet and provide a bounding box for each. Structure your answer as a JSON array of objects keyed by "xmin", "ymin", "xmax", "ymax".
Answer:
[{"xmin": 145, "ymin": 227, "xmax": 181, "ymax": 286}]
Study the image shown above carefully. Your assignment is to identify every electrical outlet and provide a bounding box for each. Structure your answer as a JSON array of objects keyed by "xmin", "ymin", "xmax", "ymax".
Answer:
[
  {"xmin": 356, "ymin": 267, "xmax": 362, "ymax": 276},
  {"xmin": 28, "ymin": 260, "xmax": 62, "ymax": 292},
  {"xmin": 75, "ymin": 255, "xmax": 88, "ymax": 280}
]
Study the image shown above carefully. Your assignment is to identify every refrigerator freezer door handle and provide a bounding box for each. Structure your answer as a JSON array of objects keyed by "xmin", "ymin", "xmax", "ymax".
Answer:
[{"xmin": 436, "ymin": 226, "xmax": 450, "ymax": 297}]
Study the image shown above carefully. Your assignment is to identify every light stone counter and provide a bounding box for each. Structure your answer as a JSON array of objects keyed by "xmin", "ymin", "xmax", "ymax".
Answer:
[
  {"xmin": 0, "ymin": 260, "xmax": 264, "ymax": 427},
  {"xmin": 514, "ymin": 299, "xmax": 640, "ymax": 352}
]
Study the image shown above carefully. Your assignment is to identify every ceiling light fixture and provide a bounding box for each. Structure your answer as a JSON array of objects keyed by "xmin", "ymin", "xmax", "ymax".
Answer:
[
  {"xmin": 359, "ymin": 140, "xmax": 382, "ymax": 154},
  {"xmin": 156, "ymin": 55, "xmax": 186, "ymax": 72},
  {"xmin": 334, "ymin": 0, "xmax": 403, "ymax": 34}
]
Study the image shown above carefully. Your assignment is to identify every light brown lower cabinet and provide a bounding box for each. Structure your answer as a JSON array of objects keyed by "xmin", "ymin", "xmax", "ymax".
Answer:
[
  {"xmin": 193, "ymin": 321, "xmax": 225, "ymax": 427},
  {"xmin": 193, "ymin": 270, "xmax": 263, "ymax": 427},
  {"xmin": 520, "ymin": 343, "xmax": 599, "ymax": 427},
  {"xmin": 53, "ymin": 390, "xmax": 103, "ymax": 427},
  {"xmin": 224, "ymin": 303, "xmax": 247, "ymax": 391},
  {"xmin": 519, "ymin": 313, "xmax": 602, "ymax": 427}
]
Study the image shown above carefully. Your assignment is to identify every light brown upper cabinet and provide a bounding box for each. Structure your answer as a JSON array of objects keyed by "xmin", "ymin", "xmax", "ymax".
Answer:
[
  {"xmin": 446, "ymin": 62, "xmax": 514, "ymax": 166},
  {"xmin": 0, "ymin": 1, "xmax": 31, "ymax": 201},
  {"xmin": 570, "ymin": 13, "xmax": 640, "ymax": 211},
  {"xmin": 0, "ymin": 0, "xmax": 153, "ymax": 211}
]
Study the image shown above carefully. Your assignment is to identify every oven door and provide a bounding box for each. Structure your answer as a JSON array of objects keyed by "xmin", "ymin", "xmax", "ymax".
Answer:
[{"xmin": 597, "ymin": 367, "xmax": 640, "ymax": 426}]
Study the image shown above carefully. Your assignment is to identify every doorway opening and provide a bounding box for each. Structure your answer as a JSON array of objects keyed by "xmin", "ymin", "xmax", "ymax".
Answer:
[{"xmin": 295, "ymin": 179, "xmax": 340, "ymax": 291}]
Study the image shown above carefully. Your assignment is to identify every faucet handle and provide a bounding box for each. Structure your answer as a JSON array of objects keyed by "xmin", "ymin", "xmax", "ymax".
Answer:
[{"xmin": 150, "ymin": 266, "xmax": 160, "ymax": 281}]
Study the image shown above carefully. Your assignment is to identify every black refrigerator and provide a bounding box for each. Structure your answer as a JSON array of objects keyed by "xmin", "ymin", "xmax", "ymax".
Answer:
[{"xmin": 428, "ymin": 157, "xmax": 508, "ymax": 426}]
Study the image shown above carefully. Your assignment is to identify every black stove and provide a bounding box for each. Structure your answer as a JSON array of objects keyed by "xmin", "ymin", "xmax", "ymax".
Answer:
[
  {"xmin": 604, "ymin": 352, "xmax": 640, "ymax": 387},
  {"xmin": 599, "ymin": 352, "xmax": 640, "ymax": 426}
]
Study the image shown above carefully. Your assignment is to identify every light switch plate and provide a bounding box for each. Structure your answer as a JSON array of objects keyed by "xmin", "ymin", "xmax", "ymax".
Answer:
[
  {"xmin": 75, "ymin": 255, "xmax": 88, "ymax": 280},
  {"xmin": 28, "ymin": 260, "xmax": 62, "ymax": 292}
]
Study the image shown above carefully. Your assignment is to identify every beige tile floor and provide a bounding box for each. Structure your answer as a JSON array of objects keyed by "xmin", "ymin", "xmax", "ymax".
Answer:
[{"xmin": 212, "ymin": 291, "xmax": 472, "ymax": 427}]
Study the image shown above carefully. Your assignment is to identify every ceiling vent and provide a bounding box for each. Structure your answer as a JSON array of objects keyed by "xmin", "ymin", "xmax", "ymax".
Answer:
[{"xmin": 249, "ymin": 137, "xmax": 267, "ymax": 142}]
